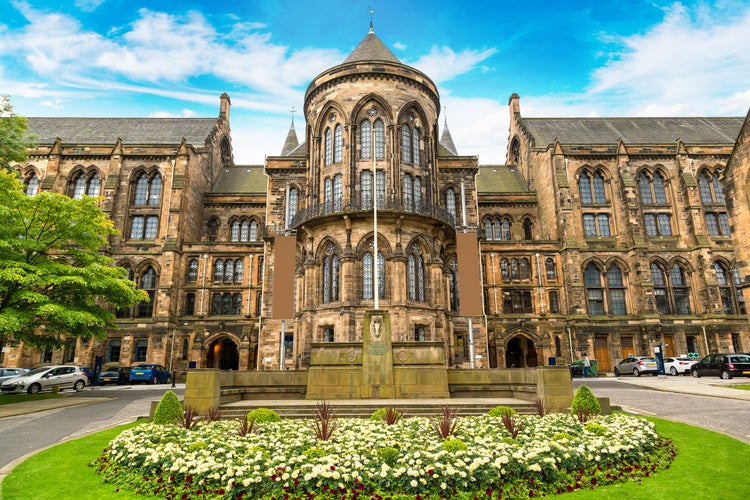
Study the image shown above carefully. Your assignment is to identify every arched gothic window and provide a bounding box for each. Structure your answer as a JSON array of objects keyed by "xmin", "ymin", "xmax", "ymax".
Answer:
[
  {"xmin": 138, "ymin": 267, "xmax": 158, "ymax": 318},
  {"xmin": 324, "ymin": 178, "xmax": 333, "ymax": 213},
  {"xmin": 412, "ymin": 128, "xmax": 420, "ymax": 166},
  {"xmin": 715, "ymin": 262, "xmax": 745, "ymax": 315},
  {"xmin": 322, "ymin": 244, "xmax": 340, "ymax": 304},
  {"xmin": 523, "ymin": 218, "xmax": 533, "ymax": 240},
  {"xmin": 71, "ymin": 171, "xmax": 101, "ymax": 199},
  {"xmin": 407, "ymin": 244, "xmax": 425, "ymax": 302},
  {"xmin": 699, "ymin": 169, "xmax": 730, "ymax": 237},
  {"xmin": 402, "ymin": 126, "xmax": 412, "ymax": 164},
  {"xmin": 333, "ymin": 174, "xmax": 343, "ymax": 211},
  {"xmin": 360, "ymin": 120, "xmax": 371, "ymax": 159},
  {"xmin": 324, "ymin": 128, "xmax": 332, "ymax": 166},
  {"xmin": 286, "ymin": 187, "xmax": 299, "ymax": 228},
  {"xmin": 361, "ymin": 171, "xmax": 372, "ymax": 208},
  {"xmin": 446, "ymin": 188, "xmax": 457, "ymax": 222},
  {"xmin": 25, "ymin": 172, "xmax": 39, "ymax": 196},
  {"xmin": 133, "ymin": 172, "xmax": 162, "ymax": 206},
  {"xmin": 651, "ymin": 262, "xmax": 691, "ymax": 315},
  {"xmin": 186, "ymin": 259, "xmax": 198, "ymax": 283},
  {"xmin": 584, "ymin": 263, "xmax": 626, "ymax": 315},
  {"xmin": 374, "ymin": 119, "xmax": 385, "ymax": 159},
  {"xmin": 579, "ymin": 170, "xmax": 607, "ymax": 204},
  {"xmin": 363, "ymin": 250, "xmax": 385, "ymax": 300},
  {"xmin": 545, "ymin": 258, "xmax": 556, "ymax": 281},
  {"xmin": 333, "ymin": 124, "xmax": 343, "ymax": 163}
]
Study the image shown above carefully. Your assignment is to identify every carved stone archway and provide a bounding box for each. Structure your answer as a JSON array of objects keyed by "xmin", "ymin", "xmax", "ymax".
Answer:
[{"xmin": 205, "ymin": 334, "xmax": 240, "ymax": 370}]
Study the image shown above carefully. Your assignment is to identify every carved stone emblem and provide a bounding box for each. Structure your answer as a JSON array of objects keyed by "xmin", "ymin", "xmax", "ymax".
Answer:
[{"xmin": 370, "ymin": 315, "xmax": 383, "ymax": 340}]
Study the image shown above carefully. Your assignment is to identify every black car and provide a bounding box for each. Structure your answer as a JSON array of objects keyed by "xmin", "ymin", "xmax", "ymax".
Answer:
[
  {"xmin": 99, "ymin": 366, "xmax": 131, "ymax": 385},
  {"xmin": 691, "ymin": 353, "xmax": 750, "ymax": 379}
]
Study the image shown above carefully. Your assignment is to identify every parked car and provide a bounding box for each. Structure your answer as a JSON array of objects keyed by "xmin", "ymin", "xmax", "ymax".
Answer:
[
  {"xmin": 0, "ymin": 367, "xmax": 28, "ymax": 385},
  {"xmin": 691, "ymin": 353, "xmax": 750, "ymax": 379},
  {"xmin": 613, "ymin": 356, "xmax": 658, "ymax": 376},
  {"xmin": 99, "ymin": 365, "xmax": 131, "ymax": 385},
  {"xmin": 0, "ymin": 365, "xmax": 88, "ymax": 394},
  {"xmin": 129, "ymin": 363, "xmax": 170, "ymax": 384},
  {"xmin": 663, "ymin": 357, "xmax": 697, "ymax": 376}
]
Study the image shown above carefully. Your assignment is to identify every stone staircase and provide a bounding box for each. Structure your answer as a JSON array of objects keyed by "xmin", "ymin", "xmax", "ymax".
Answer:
[{"xmin": 217, "ymin": 399, "xmax": 538, "ymax": 420}]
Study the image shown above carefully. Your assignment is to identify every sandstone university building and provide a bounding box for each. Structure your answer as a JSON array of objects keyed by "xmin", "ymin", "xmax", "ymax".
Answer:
[{"xmin": 6, "ymin": 29, "xmax": 750, "ymax": 384}]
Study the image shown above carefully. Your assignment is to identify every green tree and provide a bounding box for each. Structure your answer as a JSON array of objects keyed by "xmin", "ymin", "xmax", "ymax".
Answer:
[
  {"xmin": 0, "ymin": 171, "xmax": 148, "ymax": 347},
  {"xmin": 0, "ymin": 96, "xmax": 36, "ymax": 172}
]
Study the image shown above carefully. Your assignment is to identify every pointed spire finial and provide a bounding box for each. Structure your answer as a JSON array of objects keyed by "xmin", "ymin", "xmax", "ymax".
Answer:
[
  {"xmin": 369, "ymin": 6, "xmax": 374, "ymax": 33},
  {"xmin": 290, "ymin": 106, "xmax": 296, "ymax": 125}
]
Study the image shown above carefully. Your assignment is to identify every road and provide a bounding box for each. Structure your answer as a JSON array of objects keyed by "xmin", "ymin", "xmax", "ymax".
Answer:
[
  {"xmin": 0, "ymin": 383, "xmax": 184, "ymax": 473},
  {"xmin": 574, "ymin": 377, "xmax": 750, "ymax": 444}
]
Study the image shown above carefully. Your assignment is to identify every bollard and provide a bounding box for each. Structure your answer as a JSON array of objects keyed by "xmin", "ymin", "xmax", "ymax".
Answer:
[{"xmin": 171, "ymin": 370, "xmax": 176, "ymax": 388}]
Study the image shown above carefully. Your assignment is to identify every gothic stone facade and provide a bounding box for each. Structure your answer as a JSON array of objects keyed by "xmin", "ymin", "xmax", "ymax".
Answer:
[{"xmin": 4, "ymin": 32, "xmax": 750, "ymax": 376}]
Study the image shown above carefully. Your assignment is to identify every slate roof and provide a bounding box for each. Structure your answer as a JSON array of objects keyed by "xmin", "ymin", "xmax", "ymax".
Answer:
[
  {"xmin": 280, "ymin": 121, "xmax": 300, "ymax": 156},
  {"xmin": 212, "ymin": 166, "xmax": 267, "ymax": 194},
  {"xmin": 521, "ymin": 117, "xmax": 744, "ymax": 147},
  {"xmin": 26, "ymin": 117, "xmax": 219, "ymax": 146},
  {"xmin": 440, "ymin": 122, "xmax": 458, "ymax": 156},
  {"xmin": 343, "ymin": 31, "xmax": 401, "ymax": 64},
  {"xmin": 476, "ymin": 165, "xmax": 528, "ymax": 194}
]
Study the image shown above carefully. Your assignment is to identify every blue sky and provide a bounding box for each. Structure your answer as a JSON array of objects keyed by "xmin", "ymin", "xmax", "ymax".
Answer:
[{"xmin": 2, "ymin": 0, "xmax": 749, "ymax": 164}]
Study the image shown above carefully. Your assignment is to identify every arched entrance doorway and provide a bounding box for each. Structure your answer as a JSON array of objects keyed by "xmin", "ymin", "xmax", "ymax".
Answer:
[
  {"xmin": 505, "ymin": 335, "xmax": 539, "ymax": 368},
  {"xmin": 206, "ymin": 337, "xmax": 239, "ymax": 370}
]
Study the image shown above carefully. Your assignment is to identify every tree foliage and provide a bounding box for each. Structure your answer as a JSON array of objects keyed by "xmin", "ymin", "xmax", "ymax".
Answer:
[
  {"xmin": 0, "ymin": 171, "xmax": 148, "ymax": 347},
  {"xmin": 0, "ymin": 96, "xmax": 36, "ymax": 172}
]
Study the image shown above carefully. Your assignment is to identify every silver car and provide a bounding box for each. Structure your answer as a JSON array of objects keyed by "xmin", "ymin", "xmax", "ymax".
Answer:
[
  {"xmin": 613, "ymin": 356, "xmax": 658, "ymax": 377},
  {"xmin": 0, "ymin": 367, "xmax": 28, "ymax": 385},
  {"xmin": 0, "ymin": 365, "xmax": 88, "ymax": 394}
]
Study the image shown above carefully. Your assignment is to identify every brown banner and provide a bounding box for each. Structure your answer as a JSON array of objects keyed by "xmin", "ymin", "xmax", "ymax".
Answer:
[
  {"xmin": 272, "ymin": 235, "xmax": 296, "ymax": 319},
  {"xmin": 456, "ymin": 232, "xmax": 483, "ymax": 316}
]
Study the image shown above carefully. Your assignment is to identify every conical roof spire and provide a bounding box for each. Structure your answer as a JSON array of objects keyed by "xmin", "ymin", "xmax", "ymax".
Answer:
[
  {"xmin": 280, "ymin": 115, "xmax": 300, "ymax": 156},
  {"xmin": 440, "ymin": 112, "xmax": 458, "ymax": 155},
  {"xmin": 343, "ymin": 31, "xmax": 401, "ymax": 64}
]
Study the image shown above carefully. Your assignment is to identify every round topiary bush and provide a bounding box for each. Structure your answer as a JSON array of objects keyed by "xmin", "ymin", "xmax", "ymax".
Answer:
[
  {"xmin": 246, "ymin": 407, "xmax": 281, "ymax": 423},
  {"xmin": 442, "ymin": 438, "xmax": 468, "ymax": 453},
  {"xmin": 571, "ymin": 384, "xmax": 601, "ymax": 421},
  {"xmin": 487, "ymin": 405, "xmax": 517, "ymax": 418},
  {"xmin": 153, "ymin": 390, "xmax": 183, "ymax": 425}
]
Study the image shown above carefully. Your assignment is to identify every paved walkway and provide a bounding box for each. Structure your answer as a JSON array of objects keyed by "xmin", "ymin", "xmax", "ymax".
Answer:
[{"xmin": 582, "ymin": 373, "xmax": 750, "ymax": 401}]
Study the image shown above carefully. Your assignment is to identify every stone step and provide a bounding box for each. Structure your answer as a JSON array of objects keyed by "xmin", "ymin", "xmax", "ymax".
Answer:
[{"xmin": 216, "ymin": 401, "xmax": 538, "ymax": 420}]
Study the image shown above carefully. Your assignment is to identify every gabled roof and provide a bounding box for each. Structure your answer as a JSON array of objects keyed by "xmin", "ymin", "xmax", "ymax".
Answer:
[
  {"xmin": 213, "ymin": 166, "xmax": 267, "ymax": 194},
  {"xmin": 343, "ymin": 31, "xmax": 401, "ymax": 64},
  {"xmin": 26, "ymin": 117, "xmax": 219, "ymax": 146},
  {"xmin": 520, "ymin": 117, "xmax": 743, "ymax": 147},
  {"xmin": 476, "ymin": 165, "xmax": 528, "ymax": 194}
]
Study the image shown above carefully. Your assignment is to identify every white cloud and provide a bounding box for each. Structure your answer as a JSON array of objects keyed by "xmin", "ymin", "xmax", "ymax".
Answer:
[
  {"xmin": 393, "ymin": 42, "xmax": 407, "ymax": 50},
  {"xmin": 409, "ymin": 46, "xmax": 497, "ymax": 84},
  {"xmin": 150, "ymin": 109, "xmax": 199, "ymax": 118},
  {"xmin": 439, "ymin": 93, "xmax": 508, "ymax": 163},
  {"xmin": 587, "ymin": 2, "xmax": 750, "ymax": 116}
]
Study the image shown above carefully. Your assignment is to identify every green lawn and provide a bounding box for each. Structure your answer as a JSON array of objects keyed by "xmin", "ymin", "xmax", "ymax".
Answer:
[
  {"xmin": 0, "ymin": 393, "xmax": 62, "ymax": 405},
  {"xmin": 2, "ymin": 416, "xmax": 749, "ymax": 499}
]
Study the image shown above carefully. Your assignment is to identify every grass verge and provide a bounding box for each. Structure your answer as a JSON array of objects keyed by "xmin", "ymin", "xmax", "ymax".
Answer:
[
  {"xmin": 0, "ymin": 393, "xmax": 63, "ymax": 405},
  {"xmin": 2, "ymin": 416, "xmax": 749, "ymax": 499}
]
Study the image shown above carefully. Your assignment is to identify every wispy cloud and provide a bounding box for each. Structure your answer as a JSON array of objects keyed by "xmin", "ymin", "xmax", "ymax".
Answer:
[{"xmin": 409, "ymin": 46, "xmax": 497, "ymax": 84}]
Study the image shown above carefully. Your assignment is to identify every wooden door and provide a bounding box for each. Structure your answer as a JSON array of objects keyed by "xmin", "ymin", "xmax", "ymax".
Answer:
[
  {"xmin": 594, "ymin": 336, "xmax": 611, "ymax": 373},
  {"xmin": 621, "ymin": 336, "xmax": 635, "ymax": 358},
  {"xmin": 663, "ymin": 334, "xmax": 675, "ymax": 357}
]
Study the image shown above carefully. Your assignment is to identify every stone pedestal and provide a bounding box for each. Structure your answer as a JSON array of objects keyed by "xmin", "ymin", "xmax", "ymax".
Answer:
[{"xmin": 361, "ymin": 310, "xmax": 396, "ymax": 398}]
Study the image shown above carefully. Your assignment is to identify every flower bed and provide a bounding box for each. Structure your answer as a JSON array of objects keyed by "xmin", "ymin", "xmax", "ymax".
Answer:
[{"xmin": 93, "ymin": 412, "xmax": 674, "ymax": 499}]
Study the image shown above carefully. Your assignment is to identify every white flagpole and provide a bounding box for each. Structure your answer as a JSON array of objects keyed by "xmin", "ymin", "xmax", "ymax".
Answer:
[{"xmin": 373, "ymin": 125, "xmax": 379, "ymax": 310}]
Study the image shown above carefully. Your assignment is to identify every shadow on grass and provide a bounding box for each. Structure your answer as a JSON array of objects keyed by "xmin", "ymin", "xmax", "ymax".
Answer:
[
  {"xmin": 0, "ymin": 393, "xmax": 63, "ymax": 406},
  {"xmin": 2, "ymin": 416, "xmax": 749, "ymax": 499}
]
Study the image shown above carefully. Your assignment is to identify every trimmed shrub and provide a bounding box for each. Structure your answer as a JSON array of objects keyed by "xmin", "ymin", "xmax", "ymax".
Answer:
[
  {"xmin": 152, "ymin": 390, "xmax": 183, "ymax": 425},
  {"xmin": 442, "ymin": 438, "xmax": 468, "ymax": 453},
  {"xmin": 488, "ymin": 405, "xmax": 517, "ymax": 418},
  {"xmin": 247, "ymin": 407, "xmax": 281, "ymax": 423},
  {"xmin": 585, "ymin": 422, "xmax": 608, "ymax": 436},
  {"xmin": 377, "ymin": 446, "xmax": 400, "ymax": 465},
  {"xmin": 571, "ymin": 385, "xmax": 601, "ymax": 422}
]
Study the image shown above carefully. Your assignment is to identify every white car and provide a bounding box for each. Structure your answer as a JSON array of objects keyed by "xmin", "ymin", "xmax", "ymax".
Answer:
[
  {"xmin": 0, "ymin": 365, "xmax": 88, "ymax": 394},
  {"xmin": 663, "ymin": 357, "xmax": 697, "ymax": 376}
]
